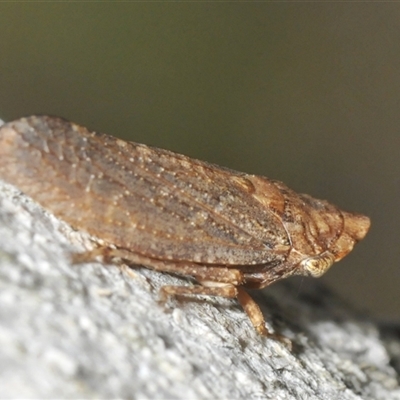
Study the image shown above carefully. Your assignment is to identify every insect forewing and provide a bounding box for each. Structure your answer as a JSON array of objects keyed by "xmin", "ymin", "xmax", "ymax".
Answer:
[{"xmin": 0, "ymin": 116, "xmax": 290, "ymax": 266}]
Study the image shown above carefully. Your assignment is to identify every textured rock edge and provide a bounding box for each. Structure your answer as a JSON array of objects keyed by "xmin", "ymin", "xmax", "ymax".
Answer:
[{"xmin": 0, "ymin": 179, "xmax": 399, "ymax": 399}]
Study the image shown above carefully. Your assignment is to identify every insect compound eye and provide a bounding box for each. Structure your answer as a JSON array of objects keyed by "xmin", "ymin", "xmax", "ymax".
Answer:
[{"xmin": 299, "ymin": 252, "xmax": 336, "ymax": 278}]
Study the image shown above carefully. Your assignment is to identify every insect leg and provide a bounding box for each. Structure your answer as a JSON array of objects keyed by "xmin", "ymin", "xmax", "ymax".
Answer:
[
  {"xmin": 235, "ymin": 287, "xmax": 267, "ymax": 335},
  {"xmin": 160, "ymin": 283, "xmax": 238, "ymax": 300},
  {"xmin": 72, "ymin": 247, "xmax": 243, "ymax": 283},
  {"xmin": 236, "ymin": 288, "xmax": 291, "ymax": 348},
  {"xmin": 161, "ymin": 283, "xmax": 290, "ymax": 347},
  {"xmin": 73, "ymin": 247, "xmax": 290, "ymax": 346}
]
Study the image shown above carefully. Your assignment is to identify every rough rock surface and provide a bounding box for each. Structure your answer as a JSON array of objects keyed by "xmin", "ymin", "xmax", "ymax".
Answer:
[{"xmin": 0, "ymin": 180, "xmax": 399, "ymax": 400}]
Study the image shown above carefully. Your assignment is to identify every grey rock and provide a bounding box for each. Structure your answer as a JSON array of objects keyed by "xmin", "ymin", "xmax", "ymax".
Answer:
[{"xmin": 0, "ymin": 180, "xmax": 399, "ymax": 400}]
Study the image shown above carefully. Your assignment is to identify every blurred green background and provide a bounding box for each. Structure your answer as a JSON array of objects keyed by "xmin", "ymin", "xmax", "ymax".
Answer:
[{"xmin": 1, "ymin": 4, "xmax": 398, "ymax": 321}]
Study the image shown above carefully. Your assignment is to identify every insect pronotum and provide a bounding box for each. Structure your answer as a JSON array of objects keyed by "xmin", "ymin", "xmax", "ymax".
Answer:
[{"xmin": 0, "ymin": 116, "xmax": 370, "ymax": 344}]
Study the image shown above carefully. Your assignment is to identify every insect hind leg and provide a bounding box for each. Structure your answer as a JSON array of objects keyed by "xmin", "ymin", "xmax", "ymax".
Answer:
[
  {"xmin": 72, "ymin": 246, "xmax": 245, "ymax": 284},
  {"xmin": 72, "ymin": 246, "xmax": 291, "ymax": 347}
]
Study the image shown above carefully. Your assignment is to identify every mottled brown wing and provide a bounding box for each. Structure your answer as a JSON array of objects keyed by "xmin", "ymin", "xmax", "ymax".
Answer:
[{"xmin": 0, "ymin": 116, "xmax": 290, "ymax": 266}]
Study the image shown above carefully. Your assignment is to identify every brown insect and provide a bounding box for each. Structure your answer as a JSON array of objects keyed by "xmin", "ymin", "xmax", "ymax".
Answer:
[{"xmin": 0, "ymin": 115, "xmax": 370, "ymax": 344}]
